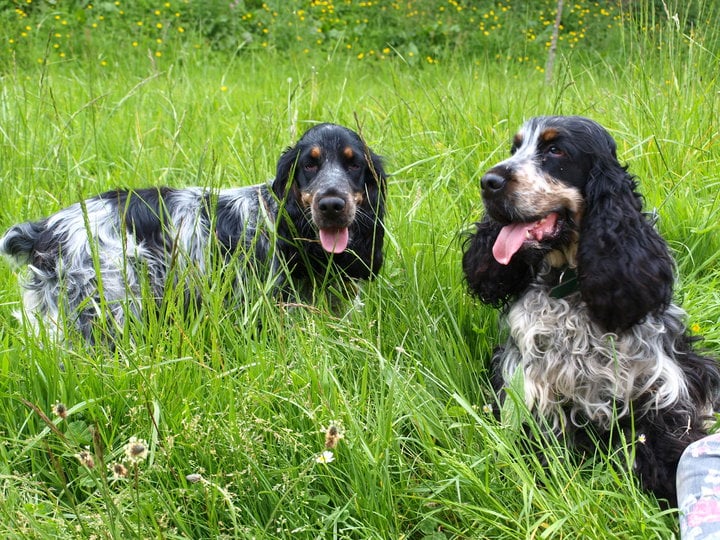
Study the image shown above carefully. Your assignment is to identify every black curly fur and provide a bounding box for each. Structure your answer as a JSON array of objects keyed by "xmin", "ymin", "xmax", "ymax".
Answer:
[
  {"xmin": 462, "ymin": 218, "xmax": 542, "ymax": 307},
  {"xmin": 576, "ymin": 149, "xmax": 674, "ymax": 331}
]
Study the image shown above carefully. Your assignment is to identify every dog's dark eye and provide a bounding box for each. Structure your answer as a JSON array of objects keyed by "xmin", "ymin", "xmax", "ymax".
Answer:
[
  {"xmin": 547, "ymin": 145, "xmax": 565, "ymax": 157},
  {"xmin": 347, "ymin": 162, "xmax": 361, "ymax": 171},
  {"xmin": 303, "ymin": 163, "xmax": 318, "ymax": 173}
]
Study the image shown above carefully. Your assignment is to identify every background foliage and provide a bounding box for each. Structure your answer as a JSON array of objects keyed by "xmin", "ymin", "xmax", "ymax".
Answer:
[
  {"xmin": 4, "ymin": 0, "xmax": 718, "ymax": 67},
  {"xmin": 1, "ymin": 0, "xmax": 719, "ymax": 538}
]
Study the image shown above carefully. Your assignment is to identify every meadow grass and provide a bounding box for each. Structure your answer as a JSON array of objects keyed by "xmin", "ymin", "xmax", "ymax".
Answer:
[{"xmin": 1, "ymin": 1, "xmax": 719, "ymax": 538}]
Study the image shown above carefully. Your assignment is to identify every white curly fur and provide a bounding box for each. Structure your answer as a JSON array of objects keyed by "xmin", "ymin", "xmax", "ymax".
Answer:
[{"xmin": 499, "ymin": 284, "xmax": 696, "ymax": 432}]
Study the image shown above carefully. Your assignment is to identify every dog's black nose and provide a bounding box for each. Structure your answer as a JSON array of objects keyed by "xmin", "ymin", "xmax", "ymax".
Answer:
[
  {"xmin": 318, "ymin": 196, "xmax": 346, "ymax": 215},
  {"xmin": 481, "ymin": 172, "xmax": 506, "ymax": 194}
]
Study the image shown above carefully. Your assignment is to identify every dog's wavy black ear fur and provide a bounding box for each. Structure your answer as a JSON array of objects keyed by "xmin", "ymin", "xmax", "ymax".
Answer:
[
  {"xmin": 272, "ymin": 145, "xmax": 300, "ymax": 202},
  {"xmin": 577, "ymin": 156, "xmax": 674, "ymax": 333},
  {"xmin": 462, "ymin": 217, "xmax": 542, "ymax": 307},
  {"xmin": 360, "ymin": 151, "xmax": 387, "ymax": 277},
  {"xmin": 365, "ymin": 151, "xmax": 387, "ymax": 201}
]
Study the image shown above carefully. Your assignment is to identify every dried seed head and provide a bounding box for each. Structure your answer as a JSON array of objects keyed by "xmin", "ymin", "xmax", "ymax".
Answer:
[
  {"xmin": 75, "ymin": 450, "xmax": 95, "ymax": 469},
  {"xmin": 52, "ymin": 402, "xmax": 68, "ymax": 419},
  {"xmin": 324, "ymin": 421, "xmax": 345, "ymax": 449}
]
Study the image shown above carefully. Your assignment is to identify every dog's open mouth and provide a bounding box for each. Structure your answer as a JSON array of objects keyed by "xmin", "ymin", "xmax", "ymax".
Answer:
[
  {"xmin": 493, "ymin": 212, "xmax": 561, "ymax": 265},
  {"xmin": 319, "ymin": 227, "xmax": 349, "ymax": 253}
]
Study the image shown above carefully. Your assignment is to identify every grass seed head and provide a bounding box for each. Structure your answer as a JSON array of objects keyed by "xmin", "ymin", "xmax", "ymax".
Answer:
[
  {"xmin": 52, "ymin": 402, "xmax": 68, "ymax": 419},
  {"xmin": 125, "ymin": 436, "xmax": 149, "ymax": 464},
  {"xmin": 111, "ymin": 462, "xmax": 129, "ymax": 479}
]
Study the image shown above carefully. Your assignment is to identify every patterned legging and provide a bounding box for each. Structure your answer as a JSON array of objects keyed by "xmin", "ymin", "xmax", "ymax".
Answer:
[{"xmin": 677, "ymin": 433, "xmax": 720, "ymax": 539}]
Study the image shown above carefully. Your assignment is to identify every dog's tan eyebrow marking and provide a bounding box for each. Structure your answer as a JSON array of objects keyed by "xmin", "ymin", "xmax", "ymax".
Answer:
[
  {"xmin": 513, "ymin": 133, "xmax": 523, "ymax": 147},
  {"xmin": 343, "ymin": 146, "xmax": 354, "ymax": 160},
  {"xmin": 310, "ymin": 146, "xmax": 322, "ymax": 159},
  {"xmin": 301, "ymin": 191, "xmax": 312, "ymax": 207},
  {"xmin": 541, "ymin": 128, "xmax": 559, "ymax": 142}
]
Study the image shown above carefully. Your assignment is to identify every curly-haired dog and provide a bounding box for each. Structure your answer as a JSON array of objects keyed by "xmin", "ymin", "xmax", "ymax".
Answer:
[
  {"xmin": 1, "ymin": 123, "xmax": 386, "ymax": 342},
  {"xmin": 462, "ymin": 115, "xmax": 720, "ymax": 505}
]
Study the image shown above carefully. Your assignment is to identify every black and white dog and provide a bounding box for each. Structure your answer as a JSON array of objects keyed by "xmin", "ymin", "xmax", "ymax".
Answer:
[
  {"xmin": 462, "ymin": 115, "xmax": 720, "ymax": 504},
  {"xmin": 1, "ymin": 123, "xmax": 386, "ymax": 341}
]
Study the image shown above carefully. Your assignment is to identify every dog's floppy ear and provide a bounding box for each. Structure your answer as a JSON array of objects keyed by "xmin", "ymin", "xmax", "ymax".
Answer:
[
  {"xmin": 361, "ymin": 150, "xmax": 387, "ymax": 277},
  {"xmin": 366, "ymin": 151, "xmax": 387, "ymax": 197},
  {"xmin": 462, "ymin": 217, "xmax": 541, "ymax": 307},
  {"xmin": 361, "ymin": 149, "xmax": 387, "ymax": 220},
  {"xmin": 577, "ymin": 158, "xmax": 674, "ymax": 332},
  {"xmin": 272, "ymin": 144, "xmax": 300, "ymax": 201}
]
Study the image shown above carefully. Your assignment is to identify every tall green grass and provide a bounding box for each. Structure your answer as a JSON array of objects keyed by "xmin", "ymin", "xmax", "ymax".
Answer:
[{"xmin": 0, "ymin": 1, "xmax": 719, "ymax": 538}]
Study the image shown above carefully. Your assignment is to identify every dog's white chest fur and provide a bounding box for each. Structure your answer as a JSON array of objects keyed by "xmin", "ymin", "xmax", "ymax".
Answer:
[{"xmin": 498, "ymin": 286, "xmax": 690, "ymax": 430}]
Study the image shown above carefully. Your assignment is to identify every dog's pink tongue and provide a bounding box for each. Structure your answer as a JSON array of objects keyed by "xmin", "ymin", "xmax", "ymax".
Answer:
[
  {"xmin": 319, "ymin": 227, "xmax": 349, "ymax": 253},
  {"xmin": 493, "ymin": 222, "xmax": 532, "ymax": 265},
  {"xmin": 492, "ymin": 213, "xmax": 559, "ymax": 265}
]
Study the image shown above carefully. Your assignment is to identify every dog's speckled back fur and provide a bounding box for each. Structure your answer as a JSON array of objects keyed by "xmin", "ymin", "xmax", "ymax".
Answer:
[{"xmin": 1, "ymin": 123, "xmax": 386, "ymax": 342}]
